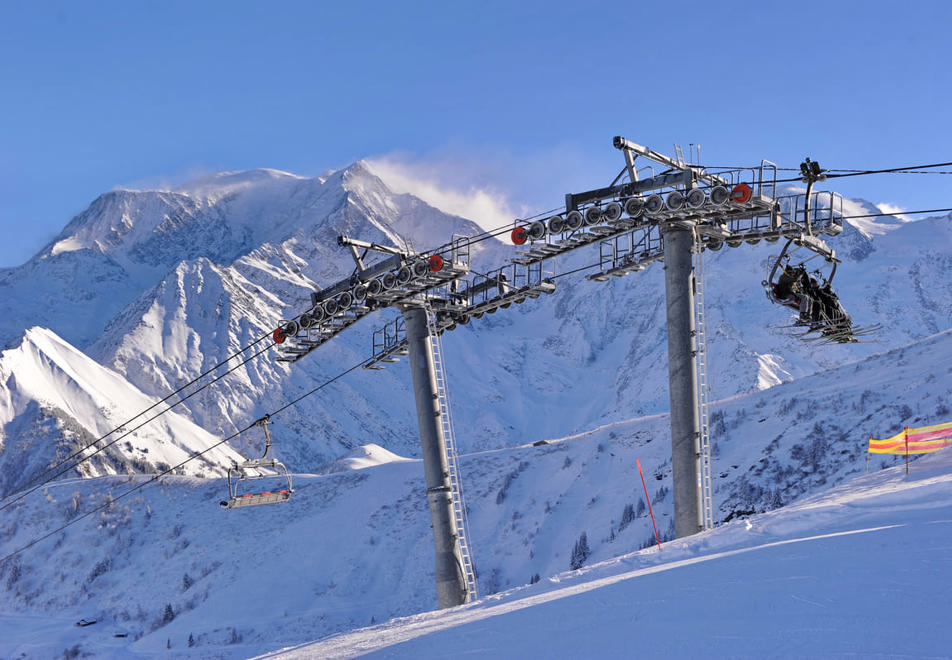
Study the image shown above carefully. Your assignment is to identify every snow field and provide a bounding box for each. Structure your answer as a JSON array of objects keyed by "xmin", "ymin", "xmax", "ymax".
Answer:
[{"xmin": 268, "ymin": 448, "xmax": 952, "ymax": 659}]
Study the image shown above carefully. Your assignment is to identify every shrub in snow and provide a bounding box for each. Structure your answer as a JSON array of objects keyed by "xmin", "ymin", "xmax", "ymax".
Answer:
[
  {"xmin": 2, "ymin": 557, "xmax": 22, "ymax": 589},
  {"xmin": 896, "ymin": 403, "xmax": 914, "ymax": 422},
  {"xmin": 570, "ymin": 532, "xmax": 590, "ymax": 570},
  {"xmin": 496, "ymin": 461, "xmax": 529, "ymax": 504},
  {"xmin": 87, "ymin": 558, "xmax": 111, "ymax": 584},
  {"xmin": 485, "ymin": 567, "xmax": 502, "ymax": 594},
  {"xmin": 661, "ymin": 520, "xmax": 676, "ymax": 542},
  {"xmin": 66, "ymin": 491, "xmax": 82, "ymax": 520},
  {"xmin": 618, "ymin": 503, "xmax": 636, "ymax": 531}
]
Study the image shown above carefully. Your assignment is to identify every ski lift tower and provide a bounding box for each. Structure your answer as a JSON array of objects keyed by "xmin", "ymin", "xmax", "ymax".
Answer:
[
  {"xmin": 566, "ymin": 137, "xmax": 845, "ymax": 538},
  {"xmin": 358, "ymin": 137, "xmax": 847, "ymax": 542},
  {"xmin": 273, "ymin": 236, "xmax": 479, "ymax": 609},
  {"xmin": 607, "ymin": 137, "xmax": 722, "ymax": 538}
]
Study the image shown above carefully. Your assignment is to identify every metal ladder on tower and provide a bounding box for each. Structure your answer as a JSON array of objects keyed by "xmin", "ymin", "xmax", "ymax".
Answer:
[
  {"xmin": 426, "ymin": 311, "xmax": 479, "ymax": 601},
  {"xmin": 693, "ymin": 231, "xmax": 715, "ymax": 532}
]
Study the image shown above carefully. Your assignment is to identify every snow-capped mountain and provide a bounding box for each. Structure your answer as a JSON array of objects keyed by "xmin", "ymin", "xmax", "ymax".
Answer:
[
  {"xmin": 0, "ymin": 327, "xmax": 244, "ymax": 497},
  {"xmin": 5, "ymin": 162, "xmax": 952, "ymax": 471},
  {"xmin": 0, "ymin": 163, "xmax": 497, "ymax": 468},
  {"xmin": 1, "ymin": 157, "xmax": 951, "ymax": 657}
]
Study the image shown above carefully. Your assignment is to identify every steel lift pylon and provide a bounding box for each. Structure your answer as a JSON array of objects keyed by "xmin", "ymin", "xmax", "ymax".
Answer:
[{"xmin": 401, "ymin": 305, "xmax": 477, "ymax": 607}]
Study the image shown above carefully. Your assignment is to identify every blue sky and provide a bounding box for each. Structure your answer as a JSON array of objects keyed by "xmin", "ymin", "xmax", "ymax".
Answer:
[{"xmin": 1, "ymin": 0, "xmax": 949, "ymax": 267}]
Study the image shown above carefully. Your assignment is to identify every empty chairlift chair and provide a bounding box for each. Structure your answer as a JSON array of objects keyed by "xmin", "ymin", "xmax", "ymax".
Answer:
[{"xmin": 220, "ymin": 416, "xmax": 294, "ymax": 509}]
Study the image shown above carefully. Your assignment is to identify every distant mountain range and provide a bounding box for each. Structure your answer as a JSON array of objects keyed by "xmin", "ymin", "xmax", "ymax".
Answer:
[{"xmin": 1, "ymin": 160, "xmax": 950, "ymax": 489}]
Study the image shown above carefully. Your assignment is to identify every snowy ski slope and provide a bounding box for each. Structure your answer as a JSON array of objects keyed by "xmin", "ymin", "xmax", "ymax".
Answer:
[{"xmin": 266, "ymin": 448, "xmax": 952, "ymax": 659}]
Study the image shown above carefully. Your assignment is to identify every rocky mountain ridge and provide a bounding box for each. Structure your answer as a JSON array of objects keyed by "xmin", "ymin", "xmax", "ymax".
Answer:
[{"xmin": 1, "ymin": 161, "xmax": 950, "ymax": 483}]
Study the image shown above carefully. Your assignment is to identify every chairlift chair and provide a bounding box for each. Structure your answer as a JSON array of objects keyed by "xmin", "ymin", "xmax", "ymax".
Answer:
[
  {"xmin": 220, "ymin": 416, "xmax": 293, "ymax": 509},
  {"xmin": 762, "ymin": 238, "xmax": 866, "ymax": 344}
]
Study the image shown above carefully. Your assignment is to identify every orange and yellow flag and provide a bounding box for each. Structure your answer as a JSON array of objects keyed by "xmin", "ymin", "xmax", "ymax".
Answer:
[{"xmin": 868, "ymin": 421, "xmax": 952, "ymax": 455}]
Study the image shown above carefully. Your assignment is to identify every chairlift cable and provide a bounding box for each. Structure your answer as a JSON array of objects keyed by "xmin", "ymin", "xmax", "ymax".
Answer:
[
  {"xmin": 0, "ymin": 337, "xmax": 278, "ymax": 512},
  {"xmin": 550, "ymin": 261, "xmax": 603, "ymax": 280},
  {"xmin": 266, "ymin": 358, "xmax": 374, "ymax": 419},
  {"xmin": 417, "ymin": 161, "xmax": 952, "ymax": 261},
  {"xmin": 0, "ymin": 420, "xmax": 255, "ymax": 564},
  {"xmin": 0, "ymin": 355, "xmax": 373, "ymax": 563},
  {"xmin": 428, "ymin": 162, "xmax": 952, "ymax": 259},
  {"xmin": 838, "ymin": 207, "xmax": 952, "ymax": 221},
  {"xmin": 698, "ymin": 161, "xmax": 952, "ymax": 175},
  {"xmin": 423, "ymin": 205, "xmax": 564, "ymax": 256},
  {"xmin": 430, "ymin": 169, "xmax": 952, "ymax": 262}
]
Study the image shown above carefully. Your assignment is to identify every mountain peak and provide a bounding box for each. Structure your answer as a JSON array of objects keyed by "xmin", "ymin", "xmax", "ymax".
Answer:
[
  {"xmin": 0, "ymin": 325, "xmax": 244, "ymax": 494},
  {"xmin": 173, "ymin": 168, "xmax": 305, "ymax": 198}
]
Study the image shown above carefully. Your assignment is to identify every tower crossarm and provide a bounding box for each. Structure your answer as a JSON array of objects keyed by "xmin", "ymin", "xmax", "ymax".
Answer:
[
  {"xmin": 274, "ymin": 242, "xmax": 471, "ymax": 363},
  {"xmin": 280, "ymin": 138, "xmax": 844, "ymax": 366}
]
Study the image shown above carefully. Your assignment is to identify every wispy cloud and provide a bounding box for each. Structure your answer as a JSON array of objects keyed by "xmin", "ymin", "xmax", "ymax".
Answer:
[
  {"xmin": 114, "ymin": 163, "xmax": 218, "ymax": 193},
  {"xmin": 874, "ymin": 202, "xmax": 912, "ymax": 223},
  {"xmin": 365, "ymin": 153, "xmax": 529, "ymax": 233}
]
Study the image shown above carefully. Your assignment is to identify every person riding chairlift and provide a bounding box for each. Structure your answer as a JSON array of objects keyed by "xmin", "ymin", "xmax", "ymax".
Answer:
[{"xmin": 774, "ymin": 264, "xmax": 808, "ymax": 311}]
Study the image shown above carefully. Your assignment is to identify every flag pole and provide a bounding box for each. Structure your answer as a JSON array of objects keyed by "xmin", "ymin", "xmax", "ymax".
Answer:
[{"xmin": 866, "ymin": 436, "xmax": 871, "ymax": 474}]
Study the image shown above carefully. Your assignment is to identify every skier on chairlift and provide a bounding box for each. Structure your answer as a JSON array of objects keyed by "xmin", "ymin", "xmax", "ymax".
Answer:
[
  {"xmin": 816, "ymin": 281, "xmax": 854, "ymax": 340},
  {"xmin": 774, "ymin": 264, "xmax": 809, "ymax": 312}
]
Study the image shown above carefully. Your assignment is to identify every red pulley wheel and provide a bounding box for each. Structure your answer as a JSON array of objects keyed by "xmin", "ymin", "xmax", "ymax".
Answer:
[
  {"xmin": 511, "ymin": 226, "xmax": 527, "ymax": 245},
  {"xmin": 731, "ymin": 183, "xmax": 752, "ymax": 204},
  {"xmin": 428, "ymin": 254, "xmax": 444, "ymax": 272},
  {"xmin": 272, "ymin": 327, "xmax": 286, "ymax": 344}
]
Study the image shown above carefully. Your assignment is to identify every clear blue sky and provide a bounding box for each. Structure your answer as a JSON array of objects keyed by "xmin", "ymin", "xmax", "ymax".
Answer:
[{"xmin": 1, "ymin": 0, "xmax": 950, "ymax": 267}]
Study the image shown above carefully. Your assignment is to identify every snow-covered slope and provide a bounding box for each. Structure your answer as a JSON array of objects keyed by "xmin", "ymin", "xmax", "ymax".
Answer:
[
  {"xmin": 0, "ymin": 409, "xmax": 947, "ymax": 657},
  {"xmin": 0, "ymin": 327, "xmax": 244, "ymax": 496},
  {"xmin": 1, "ymin": 322, "xmax": 948, "ymax": 657},
  {"xmin": 276, "ymin": 447, "xmax": 952, "ymax": 659}
]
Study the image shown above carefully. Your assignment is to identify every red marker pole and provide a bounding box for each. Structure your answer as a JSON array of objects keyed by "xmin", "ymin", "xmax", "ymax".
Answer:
[{"xmin": 637, "ymin": 458, "xmax": 662, "ymax": 551}]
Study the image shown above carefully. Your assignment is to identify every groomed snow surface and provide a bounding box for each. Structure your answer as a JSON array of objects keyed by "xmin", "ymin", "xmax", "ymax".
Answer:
[
  {"xmin": 2, "ymin": 445, "xmax": 950, "ymax": 658},
  {"xmin": 264, "ymin": 449, "xmax": 952, "ymax": 660}
]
